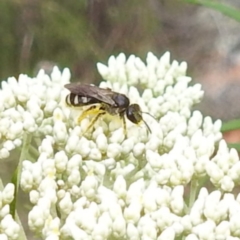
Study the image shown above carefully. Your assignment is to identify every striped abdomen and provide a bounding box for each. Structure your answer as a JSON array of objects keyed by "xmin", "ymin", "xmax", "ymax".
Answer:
[{"xmin": 65, "ymin": 93, "xmax": 100, "ymax": 107}]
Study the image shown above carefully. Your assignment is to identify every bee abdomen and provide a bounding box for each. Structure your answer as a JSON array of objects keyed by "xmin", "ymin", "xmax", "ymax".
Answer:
[{"xmin": 65, "ymin": 93, "xmax": 99, "ymax": 106}]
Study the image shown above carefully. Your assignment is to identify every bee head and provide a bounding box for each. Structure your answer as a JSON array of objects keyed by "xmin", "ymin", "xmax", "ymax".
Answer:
[{"xmin": 126, "ymin": 104, "xmax": 151, "ymax": 133}]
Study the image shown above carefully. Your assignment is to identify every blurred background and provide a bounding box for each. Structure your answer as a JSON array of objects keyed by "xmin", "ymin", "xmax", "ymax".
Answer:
[
  {"xmin": 1, "ymin": 0, "xmax": 240, "ymax": 127},
  {"xmin": 1, "ymin": 1, "xmax": 240, "ymax": 238}
]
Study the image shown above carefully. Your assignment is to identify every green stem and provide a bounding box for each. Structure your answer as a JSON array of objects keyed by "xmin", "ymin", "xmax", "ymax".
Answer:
[
  {"xmin": 188, "ymin": 177, "xmax": 199, "ymax": 212},
  {"xmin": 0, "ymin": 178, "xmax": 4, "ymax": 190},
  {"xmin": 29, "ymin": 145, "xmax": 39, "ymax": 160},
  {"xmin": 0, "ymin": 161, "xmax": 28, "ymax": 239},
  {"xmin": 10, "ymin": 133, "xmax": 32, "ymax": 217},
  {"xmin": 15, "ymin": 213, "xmax": 28, "ymax": 240}
]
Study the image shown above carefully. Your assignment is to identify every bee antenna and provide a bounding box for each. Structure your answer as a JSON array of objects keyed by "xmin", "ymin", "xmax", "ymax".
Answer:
[
  {"xmin": 141, "ymin": 111, "xmax": 156, "ymax": 121},
  {"xmin": 142, "ymin": 118, "xmax": 152, "ymax": 133},
  {"xmin": 141, "ymin": 111, "xmax": 159, "ymax": 134}
]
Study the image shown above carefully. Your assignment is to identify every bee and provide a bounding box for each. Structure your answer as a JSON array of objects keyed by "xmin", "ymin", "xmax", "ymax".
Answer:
[{"xmin": 64, "ymin": 83, "xmax": 151, "ymax": 136}]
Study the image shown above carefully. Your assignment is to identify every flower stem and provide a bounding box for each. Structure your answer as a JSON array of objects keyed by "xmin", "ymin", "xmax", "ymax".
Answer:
[
  {"xmin": 188, "ymin": 177, "xmax": 199, "ymax": 211},
  {"xmin": 10, "ymin": 133, "xmax": 32, "ymax": 217}
]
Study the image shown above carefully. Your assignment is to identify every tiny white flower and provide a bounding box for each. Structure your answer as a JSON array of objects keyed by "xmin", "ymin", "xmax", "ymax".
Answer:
[
  {"xmin": 6, "ymin": 121, "xmax": 23, "ymax": 140},
  {"xmin": 38, "ymin": 136, "xmax": 55, "ymax": 157},
  {"xmin": 20, "ymin": 168, "xmax": 34, "ymax": 192},
  {"xmin": 220, "ymin": 175, "xmax": 234, "ymax": 192},
  {"xmin": 158, "ymin": 228, "xmax": 175, "ymax": 240},
  {"xmin": 107, "ymin": 201, "xmax": 122, "ymax": 220},
  {"xmin": 2, "ymin": 184, "xmax": 14, "ymax": 204},
  {"xmin": 98, "ymin": 212, "xmax": 112, "ymax": 230},
  {"xmin": 185, "ymin": 234, "xmax": 199, "ymax": 240},
  {"xmin": 170, "ymin": 186, "xmax": 184, "ymax": 215},
  {"xmin": 54, "ymin": 151, "xmax": 68, "ymax": 173},
  {"xmin": 102, "ymin": 158, "xmax": 116, "ymax": 170},
  {"xmin": 29, "ymin": 190, "xmax": 40, "ymax": 204},
  {"xmin": 192, "ymin": 220, "xmax": 216, "ymax": 240},
  {"xmin": 138, "ymin": 215, "xmax": 157, "ymax": 239},
  {"xmin": 109, "ymin": 128, "xmax": 125, "ymax": 143},
  {"xmin": 59, "ymin": 192, "xmax": 73, "ymax": 216},
  {"xmin": 77, "ymin": 137, "xmax": 91, "ymax": 157},
  {"xmin": 112, "ymin": 215, "xmax": 126, "ymax": 238},
  {"xmin": 75, "ymin": 208, "xmax": 97, "ymax": 233},
  {"xmin": 96, "ymin": 133, "xmax": 108, "ymax": 152},
  {"xmin": 121, "ymin": 138, "xmax": 135, "ymax": 156},
  {"xmin": 41, "ymin": 159, "xmax": 56, "ymax": 178},
  {"xmin": 57, "ymin": 189, "xmax": 66, "ymax": 200},
  {"xmin": 92, "ymin": 222, "xmax": 110, "ymax": 240},
  {"xmin": 53, "ymin": 121, "xmax": 68, "ymax": 144},
  {"xmin": 0, "ymin": 205, "xmax": 9, "ymax": 219},
  {"xmin": 124, "ymin": 200, "xmax": 142, "ymax": 224},
  {"xmin": 0, "ymin": 214, "xmax": 20, "ymax": 239},
  {"xmin": 3, "ymin": 140, "xmax": 15, "ymax": 151},
  {"xmin": 88, "ymin": 148, "xmax": 102, "ymax": 161},
  {"xmin": 67, "ymin": 169, "xmax": 81, "ymax": 186},
  {"xmin": 65, "ymin": 135, "xmax": 80, "ymax": 153},
  {"xmin": 66, "ymin": 154, "xmax": 82, "ymax": 174},
  {"xmin": 206, "ymin": 161, "xmax": 224, "ymax": 185},
  {"xmin": 81, "ymin": 175, "xmax": 99, "ymax": 199},
  {"xmin": 44, "ymin": 100, "xmax": 59, "ymax": 115},
  {"xmin": 107, "ymin": 143, "xmax": 122, "ymax": 159},
  {"xmin": 133, "ymin": 142, "xmax": 145, "ymax": 158},
  {"xmin": 215, "ymin": 221, "xmax": 230, "ymax": 239},
  {"xmin": 0, "ymin": 233, "xmax": 8, "ymax": 240},
  {"xmin": 126, "ymin": 223, "xmax": 140, "ymax": 240},
  {"xmin": 229, "ymin": 213, "xmax": 240, "ymax": 236},
  {"xmin": 181, "ymin": 215, "xmax": 192, "ymax": 232},
  {"xmin": 22, "ymin": 111, "xmax": 37, "ymax": 132},
  {"xmin": 26, "ymin": 99, "xmax": 44, "ymax": 123},
  {"xmin": 113, "ymin": 175, "xmax": 126, "ymax": 198}
]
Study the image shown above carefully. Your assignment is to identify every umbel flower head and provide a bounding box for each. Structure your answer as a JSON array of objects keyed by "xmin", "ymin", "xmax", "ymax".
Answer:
[{"xmin": 0, "ymin": 52, "xmax": 240, "ymax": 240}]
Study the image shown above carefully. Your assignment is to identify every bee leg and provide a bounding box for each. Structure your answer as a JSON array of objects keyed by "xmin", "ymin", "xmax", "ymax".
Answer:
[
  {"xmin": 119, "ymin": 113, "xmax": 127, "ymax": 137},
  {"xmin": 77, "ymin": 105, "xmax": 101, "ymax": 124},
  {"xmin": 123, "ymin": 117, "xmax": 127, "ymax": 137},
  {"xmin": 84, "ymin": 111, "xmax": 106, "ymax": 133}
]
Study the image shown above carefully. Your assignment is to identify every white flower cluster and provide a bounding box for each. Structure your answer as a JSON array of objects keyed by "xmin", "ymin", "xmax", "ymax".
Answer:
[
  {"xmin": 0, "ymin": 52, "xmax": 240, "ymax": 239},
  {"xmin": 0, "ymin": 67, "xmax": 71, "ymax": 159},
  {"xmin": 0, "ymin": 183, "xmax": 19, "ymax": 240}
]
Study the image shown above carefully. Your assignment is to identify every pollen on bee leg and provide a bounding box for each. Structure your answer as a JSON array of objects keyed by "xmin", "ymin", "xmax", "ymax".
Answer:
[
  {"xmin": 85, "ymin": 112, "xmax": 106, "ymax": 133},
  {"xmin": 77, "ymin": 105, "xmax": 99, "ymax": 124}
]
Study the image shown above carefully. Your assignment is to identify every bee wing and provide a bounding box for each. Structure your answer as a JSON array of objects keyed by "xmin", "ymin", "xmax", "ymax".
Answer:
[{"xmin": 64, "ymin": 83, "xmax": 116, "ymax": 106}]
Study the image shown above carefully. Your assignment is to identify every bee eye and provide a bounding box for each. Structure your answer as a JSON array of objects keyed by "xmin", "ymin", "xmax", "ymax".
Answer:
[{"xmin": 126, "ymin": 104, "xmax": 142, "ymax": 124}]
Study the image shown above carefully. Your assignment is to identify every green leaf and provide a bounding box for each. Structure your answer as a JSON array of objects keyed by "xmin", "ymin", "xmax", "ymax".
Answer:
[
  {"xmin": 227, "ymin": 143, "xmax": 240, "ymax": 151},
  {"xmin": 184, "ymin": 0, "xmax": 240, "ymax": 22},
  {"xmin": 221, "ymin": 119, "xmax": 240, "ymax": 132}
]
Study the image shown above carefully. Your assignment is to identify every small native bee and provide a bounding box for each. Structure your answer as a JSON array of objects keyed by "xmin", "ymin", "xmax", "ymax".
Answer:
[{"xmin": 64, "ymin": 83, "xmax": 151, "ymax": 135}]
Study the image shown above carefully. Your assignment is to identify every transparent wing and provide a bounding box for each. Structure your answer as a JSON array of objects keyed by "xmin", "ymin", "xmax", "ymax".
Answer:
[{"xmin": 64, "ymin": 83, "xmax": 116, "ymax": 106}]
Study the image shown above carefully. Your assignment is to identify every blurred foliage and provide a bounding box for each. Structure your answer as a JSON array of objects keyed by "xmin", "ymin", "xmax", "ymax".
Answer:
[
  {"xmin": 0, "ymin": 1, "xmax": 19, "ymax": 79},
  {"xmin": 184, "ymin": 0, "xmax": 240, "ymax": 22},
  {"xmin": 1, "ymin": 0, "xmax": 240, "ymax": 82},
  {"xmin": 222, "ymin": 120, "xmax": 240, "ymax": 151},
  {"xmin": 0, "ymin": 0, "xmax": 171, "ymax": 83},
  {"xmin": 221, "ymin": 119, "xmax": 240, "ymax": 132},
  {"xmin": 183, "ymin": 0, "xmax": 240, "ymax": 150}
]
